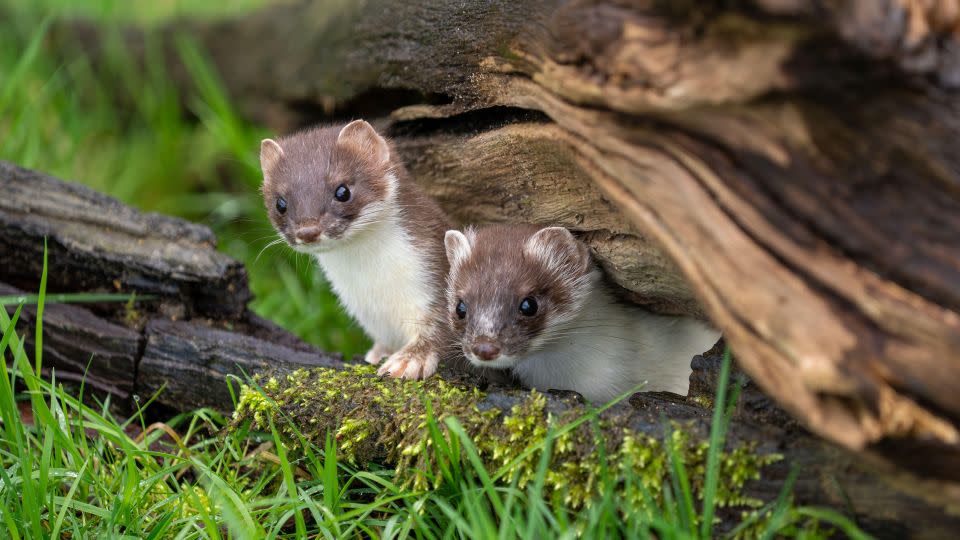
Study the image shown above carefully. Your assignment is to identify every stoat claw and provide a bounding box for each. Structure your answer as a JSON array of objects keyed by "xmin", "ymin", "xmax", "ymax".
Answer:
[
  {"xmin": 377, "ymin": 348, "xmax": 439, "ymax": 380},
  {"xmin": 364, "ymin": 342, "xmax": 390, "ymax": 365}
]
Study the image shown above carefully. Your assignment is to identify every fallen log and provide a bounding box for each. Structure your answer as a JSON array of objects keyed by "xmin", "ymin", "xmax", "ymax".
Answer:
[
  {"xmin": 233, "ymin": 352, "xmax": 960, "ymax": 540},
  {"xmin": 61, "ymin": 0, "xmax": 960, "ymax": 495},
  {"xmin": 0, "ymin": 282, "xmax": 343, "ymax": 410},
  {"xmin": 138, "ymin": 318, "xmax": 344, "ymax": 410},
  {"xmin": 0, "ymin": 283, "xmax": 141, "ymax": 399},
  {"xmin": 0, "ymin": 161, "xmax": 250, "ymax": 319},
  {"xmin": 0, "ymin": 164, "xmax": 957, "ymax": 535}
]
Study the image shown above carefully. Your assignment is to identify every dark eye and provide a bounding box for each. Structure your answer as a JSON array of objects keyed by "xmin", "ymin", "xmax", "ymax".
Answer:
[
  {"xmin": 519, "ymin": 297, "xmax": 538, "ymax": 316},
  {"xmin": 335, "ymin": 184, "xmax": 351, "ymax": 202},
  {"xmin": 276, "ymin": 196, "xmax": 287, "ymax": 214},
  {"xmin": 455, "ymin": 300, "xmax": 467, "ymax": 320}
]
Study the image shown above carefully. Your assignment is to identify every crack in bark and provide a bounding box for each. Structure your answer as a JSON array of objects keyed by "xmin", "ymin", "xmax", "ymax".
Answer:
[{"xmin": 389, "ymin": 105, "xmax": 551, "ymax": 138}]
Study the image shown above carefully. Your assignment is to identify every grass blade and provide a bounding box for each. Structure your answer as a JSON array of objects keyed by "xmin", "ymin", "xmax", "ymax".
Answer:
[
  {"xmin": 700, "ymin": 347, "xmax": 733, "ymax": 538},
  {"xmin": 0, "ymin": 292, "xmax": 151, "ymax": 306},
  {"xmin": 271, "ymin": 420, "xmax": 307, "ymax": 537},
  {"xmin": 50, "ymin": 460, "xmax": 89, "ymax": 539},
  {"xmin": 444, "ymin": 417, "xmax": 505, "ymax": 516},
  {"xmin": 34, "ymin": 238, "xmax": 48, "ymax": 374},
  {"xmin": 760, "ymin": 465, "xmax": 800, "ymax": 540}
]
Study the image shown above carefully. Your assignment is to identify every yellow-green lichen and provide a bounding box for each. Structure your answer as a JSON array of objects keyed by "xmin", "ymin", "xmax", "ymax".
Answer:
[
  {"xmin": 691, "ymin": 395, "xmax": 714, "ymax": 409},
  {"xmin": 232, "ymin": 364, "xmax": 781, "ymax": 513}
]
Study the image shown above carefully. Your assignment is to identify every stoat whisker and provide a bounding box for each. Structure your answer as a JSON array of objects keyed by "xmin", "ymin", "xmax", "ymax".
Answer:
[
  {"xmin": 248, "ymin": 235, "xmax": 282, "ymax": 245},
  {"xmin": 255, "ymin": 237, "xmax": 286, "ymax": 263},
  {"xmin": 539, "ymin": 331, "xmax": 650, "ymax": 346}
]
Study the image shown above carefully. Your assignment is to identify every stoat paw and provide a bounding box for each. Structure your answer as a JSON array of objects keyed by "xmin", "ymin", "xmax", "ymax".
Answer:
[
  {"xmin": 377, "ymin": 349, "xmax": 439, "ymax": 380},
  {"xmin": 364, "ymin": 343, "xmax": 390, "ymax": 365}
]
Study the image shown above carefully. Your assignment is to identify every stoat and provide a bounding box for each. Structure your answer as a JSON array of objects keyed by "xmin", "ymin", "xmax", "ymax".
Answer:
[
  {"xmin": 260, "ymin": 120, "xmax": 453, "ymax": 379},
  {"xmin": 443, "ymin": 224, "xmax": 721, "ymax": 401}
]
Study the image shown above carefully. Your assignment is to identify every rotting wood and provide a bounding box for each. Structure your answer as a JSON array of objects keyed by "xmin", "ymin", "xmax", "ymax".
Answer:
[
  {"xmin": 0, "ymin": 281, "xmax": 341, "ymax": 410},
  {"xmin": 0, "ymin": 282, "xmax": 141, "ymax": 399}
]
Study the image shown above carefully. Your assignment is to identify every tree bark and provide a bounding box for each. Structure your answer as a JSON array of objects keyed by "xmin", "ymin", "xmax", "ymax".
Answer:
[
  {"xmin": 138, "ymin": 318, "xmax": 343, "ymax": 410},
  {"xmin": 0, "ymin": 161, "xmax": 250, "ymax": 319},
  {"xmin": 60, "ymin": 0, "xmax": 960, "ymax": 492}
]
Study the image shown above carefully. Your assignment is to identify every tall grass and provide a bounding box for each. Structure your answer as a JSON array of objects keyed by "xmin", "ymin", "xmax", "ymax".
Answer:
[
  {"xmin": 1, "ymin": 0, "xmax": 270, "ymax": 26},
  {"xmin": 0, "ymin": 3, "xmax": 369, "ymax": 356}
]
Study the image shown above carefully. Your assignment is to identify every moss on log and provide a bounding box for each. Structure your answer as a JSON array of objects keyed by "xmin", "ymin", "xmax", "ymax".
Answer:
[{"xmin": 231, "ymin": 362, "xmax": 960, "ymax": 539}]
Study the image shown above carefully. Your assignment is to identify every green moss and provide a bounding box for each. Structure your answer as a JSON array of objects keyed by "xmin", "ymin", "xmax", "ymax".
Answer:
[
  {"xmin": 232, "ymin": 364, "xmax": 780, "ymax": 512},
  {"xmin": 691, "ymin": 395, "xmax": 714, "ymax": 409}
]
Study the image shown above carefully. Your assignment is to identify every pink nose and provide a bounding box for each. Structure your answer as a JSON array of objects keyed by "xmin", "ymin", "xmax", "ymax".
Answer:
[
  {"xmin": 294, "ymin": 226, "xmax": 322, "ymax": 244},
  {"xmin": 471, "ymin": 339, "xmax": 501, "ymax": 361}
]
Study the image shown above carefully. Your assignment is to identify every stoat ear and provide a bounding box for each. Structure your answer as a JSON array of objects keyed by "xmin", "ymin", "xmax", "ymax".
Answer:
[
  {"xmin": 444, "ymin": 230, "xmax": 473, "ymax": 268},
  {"xmin": 525, "ymin": 227, "xmax": 591, "ymax": 274},
  {"xmin": 260, "ymin": 139, "xmax": 284, "ymax": 179},
  {"xmin": 337, "ymin": 119, "xmax": 390, "ymax": 165}
]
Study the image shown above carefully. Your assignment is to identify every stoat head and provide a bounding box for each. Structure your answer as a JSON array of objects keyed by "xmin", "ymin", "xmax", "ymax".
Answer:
[
  {"xmin": 444, "ymin": 224, "xmax": 594, "ymax": 370},
  {"xmin": 259, "ymin": 120, "xmax": 397, "ymax": 254}
]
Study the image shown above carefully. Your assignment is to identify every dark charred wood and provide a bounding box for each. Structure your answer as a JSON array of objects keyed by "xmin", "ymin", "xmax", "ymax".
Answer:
[{"xmin": 0, "ymin": 161, "xmax": 251, "ymax": 319}]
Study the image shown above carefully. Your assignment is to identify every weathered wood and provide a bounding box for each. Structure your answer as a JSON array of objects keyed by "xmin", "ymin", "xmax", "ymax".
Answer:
[
  {"xmin": 0, "ymin": 283, "xmax": 141, "ymax": 399},
  {"xmin": 80, "ymin": 0, "xmax": 960, "ymax": 493},
  {"xmin": 0, "ymin": 281, "xmax": 341, "ymax": 409},
  {"xmin": 137, "ymin": 318, "xmax": 344, "ymax": 410},
  {"xmin": 0, "ymin": 161, "xmax": 251, "ymax": 319},
  {"xmin": 394, "ymin": 123, "xmax": 701, "ymax": 316}
]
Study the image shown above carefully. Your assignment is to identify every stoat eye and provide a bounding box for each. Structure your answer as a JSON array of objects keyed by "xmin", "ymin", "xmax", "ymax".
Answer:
[
  {"xmin": 519, "ymin": 297, "xmax": 538, "ymax": 316},
  {"xmin": 276, "ymin": 196, "xmax": 287, "ymax": 214},
  {"xmin": 455, "ymin": 299, "xmax": 467, "ymax": 320},
  {"xmin": 334, "ymin": 184, "xmax": 351, "ymax": 202}
]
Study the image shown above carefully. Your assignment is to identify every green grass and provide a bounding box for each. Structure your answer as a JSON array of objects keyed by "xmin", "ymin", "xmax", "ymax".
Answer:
[
  {"xmin": 0, "ymin": 2, "xmax": 369, "ymax": 358},
  {"xmin": 2, "ymin": 0, "xmax": 271, "ymax": 25},
  {"xmin": 0, "ymin": 253, "xmax": 873, "ymax": 538}
]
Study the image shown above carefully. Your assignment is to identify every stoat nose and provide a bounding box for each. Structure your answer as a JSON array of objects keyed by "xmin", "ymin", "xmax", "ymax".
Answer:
[
  {"xmin": 471, "ymin": 338, "xmax": 501, "ymax": 361},
  {"xmin": 294, "ymin": 225, "xmax": 323, "ymax": 244}
]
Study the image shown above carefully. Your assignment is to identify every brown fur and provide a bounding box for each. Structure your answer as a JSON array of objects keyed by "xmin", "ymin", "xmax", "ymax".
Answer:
[
  {"xmin": 447, "ymin": 224, "xmax": 592, "ymax": 360},
  {"xmin": 261, "ymin": 121, "xmax": 456, "ymax": 375},
  {"xmin": 261, "ymin": 121, "xmax": 453, "ymax": 291},
  {"xmin": 261, "ymin": 126, "xmax": 392, "ymax": 242}
]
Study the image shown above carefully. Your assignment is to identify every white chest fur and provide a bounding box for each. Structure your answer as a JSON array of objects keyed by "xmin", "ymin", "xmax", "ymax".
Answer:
[
  {"xmin": 315, "ymin": 219, "xmax": 434, "ymax": 350},
  {"xmin": 512, "ymin": 280, "xmax": 721, "ymax": 402}
]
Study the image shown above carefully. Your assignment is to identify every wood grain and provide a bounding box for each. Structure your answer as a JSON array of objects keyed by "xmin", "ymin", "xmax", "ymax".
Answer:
[{"xmin": 0, "ymin": 161, "xmax": 251, "ymax": 319}]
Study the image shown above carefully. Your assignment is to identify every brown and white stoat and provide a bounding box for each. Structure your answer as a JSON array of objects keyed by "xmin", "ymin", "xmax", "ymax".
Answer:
[
  {"xmin": 444, "ymin": 224, "xmax": 721, "ymax": 402},
  {"xmin": 259, "ymin": 120, "xmax": 453, "ymax": 379}
]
